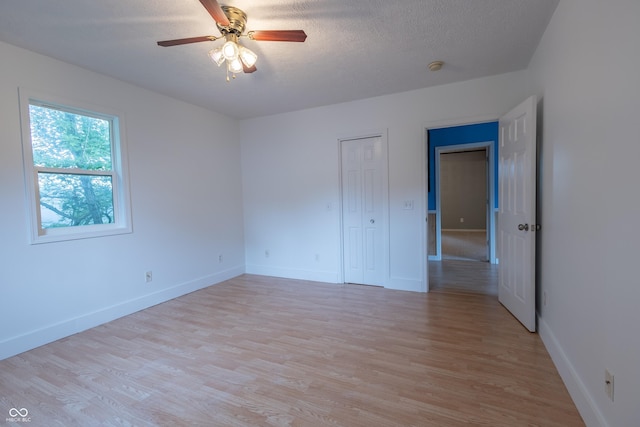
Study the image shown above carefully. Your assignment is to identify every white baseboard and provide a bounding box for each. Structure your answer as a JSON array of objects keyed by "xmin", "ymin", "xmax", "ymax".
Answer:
[
  {"xmin": 538, "ymin": 315, "xmax": 608, "ymax": 427},
  {"xmin": 441, "ymin": 228, "xmax": 487, "ymax": 232},
  {"xmin": 245, "ymin": 264, "xmax": 340, "ymax": 284},
  {"xmin": 386, "ymin": 277, "xmax": 425, "ymax": 292},
  {"xmin": 246, "ymin": 265, "xmax": 425, "ymax": 293},
  {"xmin": 0, "ymin": 266, "xmax": 244, "ymax": 361}
]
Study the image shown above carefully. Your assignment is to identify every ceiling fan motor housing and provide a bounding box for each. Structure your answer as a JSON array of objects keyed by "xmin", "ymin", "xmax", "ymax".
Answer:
[{"xmin": 217, "ymin": 6, "xmax": 247, "ymax": 35}]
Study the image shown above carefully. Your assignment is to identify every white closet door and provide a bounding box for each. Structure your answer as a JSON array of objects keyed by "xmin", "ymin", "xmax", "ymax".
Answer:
[{"xmin": 341, "ymin": 136, "xmax": 385, "ymax": 286}]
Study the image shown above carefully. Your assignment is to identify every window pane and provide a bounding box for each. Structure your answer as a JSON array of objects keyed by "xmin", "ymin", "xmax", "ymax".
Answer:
[
  {"xmin": 29, "ymin": 104, "xmax": 112, "ymax": 170},
  {"xmin": 38, "ymin": 173, "xmax": 114, "ymax": 229}
]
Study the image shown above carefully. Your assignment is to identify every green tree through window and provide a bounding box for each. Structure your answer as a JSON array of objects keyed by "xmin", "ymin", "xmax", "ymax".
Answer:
[{"xmin": 29, "ymin": 104, "xmax": 115, "ymax": 228}]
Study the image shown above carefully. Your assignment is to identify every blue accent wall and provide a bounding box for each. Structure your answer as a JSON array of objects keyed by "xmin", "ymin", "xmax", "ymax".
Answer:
[{"xmin": 427, "ymin": 122, "xmax": 499, "ymax": 211}]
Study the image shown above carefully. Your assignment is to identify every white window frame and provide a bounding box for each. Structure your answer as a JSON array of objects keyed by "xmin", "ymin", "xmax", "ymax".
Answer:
[{"xmin": 19, "ymin": 88, "xmax": 132, "ymax": 244}]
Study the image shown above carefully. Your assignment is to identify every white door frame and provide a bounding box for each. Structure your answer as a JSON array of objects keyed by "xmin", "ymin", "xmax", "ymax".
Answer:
[
  {"xmin": 338, "ymin": 131, "xmax": 390, "ymax": 287},
  {"xmin": 434, "ymin": 141, "xmax": 496, "ymax": 264}
]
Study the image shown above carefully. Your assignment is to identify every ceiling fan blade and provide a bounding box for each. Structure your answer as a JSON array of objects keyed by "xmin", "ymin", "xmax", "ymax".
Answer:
[
  {"xmin": 199, "ymin": 0, "xmax": 230, "ymax": 26},
  {"xmin": 157, "ymin": 36, "xmax": 217, "ymax": 47},
  {"xmin": 243, "ymin": 63, "xmax": 257, "ymax": 74},
  {"xmin": 248, "ymin": 30, "xmax": 307, "ymax": 42}
]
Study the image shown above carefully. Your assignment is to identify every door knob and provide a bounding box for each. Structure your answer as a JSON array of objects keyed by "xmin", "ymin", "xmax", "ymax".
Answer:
[
  {"xmin": 370, "ymin": 219, "xmax": 375, "ymax": 224},
  {"xmin": 518, "ymin": 223, "xmax": 529, "ymax": 231}
]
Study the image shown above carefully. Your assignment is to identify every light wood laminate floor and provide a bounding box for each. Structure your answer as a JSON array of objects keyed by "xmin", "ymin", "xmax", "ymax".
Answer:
[
  {"xmin": 429, "ymin": 260, "xmax": 498, "ymax": 296},
  {"xmin": 441, "ymin": 230, "xmax": 488, "ymax": 262},
  {"xmin": 0, "ymin": 275, "xmax": 583, "ymax": 426}
]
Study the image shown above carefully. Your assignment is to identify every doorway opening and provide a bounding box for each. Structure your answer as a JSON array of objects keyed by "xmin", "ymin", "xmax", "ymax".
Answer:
[
  {"xmin": 426, "ymin": 122, "xmax": 498, "ymax": 296},
  {"xmin": 437, "ymin": 145, "xmax": 493, "ymax": 263}
]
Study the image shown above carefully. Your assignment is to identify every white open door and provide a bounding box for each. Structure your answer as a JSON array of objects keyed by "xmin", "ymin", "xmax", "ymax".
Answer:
[{"xmin": 498, "ymin": 96, "xmax": 537, "ymax": 332}]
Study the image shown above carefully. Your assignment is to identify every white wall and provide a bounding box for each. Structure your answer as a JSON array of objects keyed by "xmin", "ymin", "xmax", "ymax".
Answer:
[
  {"xmin": 240, "ymin": 71, "xmax": 530, "ymax": 291},
  {"xmin": 441, "ymin": 151, "xmax": 487, "ymax": 230},
  {"xmin": 0, "ymin": 41, "xmax": 246, "ymax": 360},
  {"xmin": 528, "ymin": 1, "xmax": 640, "ymax": 426}
]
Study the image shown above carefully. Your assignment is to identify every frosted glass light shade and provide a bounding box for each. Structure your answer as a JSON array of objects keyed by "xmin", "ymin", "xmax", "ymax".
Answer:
[
  {"xmin": 222, "ymin": 41, "xmax": 239, "ymax": 60},
  {"xmin": 208, "ymin": 47, "xmax": 225, "ymax": 66},
  {"xmin": 228, "ymin": 58, "xmax": 244, "ymax": 74},
  {"xmin": 239, "ymin": 46, "xmax": 257, "ymax": 68}
]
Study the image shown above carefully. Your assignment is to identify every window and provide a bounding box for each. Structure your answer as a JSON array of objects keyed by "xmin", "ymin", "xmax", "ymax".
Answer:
[{"xmin": 19, "ymin": 89, "xmax": 131, "ymax": 243}]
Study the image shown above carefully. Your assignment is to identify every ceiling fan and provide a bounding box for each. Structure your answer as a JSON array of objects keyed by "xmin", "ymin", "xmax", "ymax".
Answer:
[{"xmin": 157, "ymin": 0, "xmax": 307, "ymax": 80}]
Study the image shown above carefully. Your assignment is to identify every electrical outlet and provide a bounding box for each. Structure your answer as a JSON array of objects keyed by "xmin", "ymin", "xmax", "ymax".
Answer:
[
  {"xmin": 218, "ymin": 254, "xmax": 223, "ymax": 263},
  {"xmin": 265, "ymin": 250, "xmax": 270, "ymax": 258},
  {"xmin": 605, "ymin": 369, "xmax": 614, "ymax": 401},
  {"xmin": 460, "ymin": 217, "xmax": 465, "ymax": 223},
  {"xmin": 145, "ymin": 271, "xmax": 153, "ymax": 283}
]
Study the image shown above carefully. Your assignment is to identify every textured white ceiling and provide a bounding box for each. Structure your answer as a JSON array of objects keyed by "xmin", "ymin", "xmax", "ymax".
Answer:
[{"xmin": 0, "ymin": 0, "xmax": 558, "ymax": 119}]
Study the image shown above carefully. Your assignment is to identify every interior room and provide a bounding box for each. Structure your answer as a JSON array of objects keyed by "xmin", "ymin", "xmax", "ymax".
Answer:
[{"xmin": 0, "ymin": 1, "xmax": 638, "ymax": 426}]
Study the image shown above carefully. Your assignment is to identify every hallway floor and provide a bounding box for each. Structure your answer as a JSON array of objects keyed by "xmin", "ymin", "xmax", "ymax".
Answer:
[{"xmin": 429, "ymin": 259, "xmax": 498, "ymax": 296}]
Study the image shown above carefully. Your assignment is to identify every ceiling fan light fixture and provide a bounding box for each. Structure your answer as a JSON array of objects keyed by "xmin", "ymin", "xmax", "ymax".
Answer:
[
  {"xmin": 239, "ymin": 45, "xmax": 258, "ymax": 68},
  {"xmin": 157, "ymin": 2, "xmax": 306, "ymax": 81},
  {"xmin": 209, "ymin": 47, "xmax": 225, "ymax": 66},
  {"xmin": 228, "ymin": 58, "xmax": 244, "ymax": 74},
  {"xmin": 222, "ymin": 40, "xmax": 239, "ymax": 61}
]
